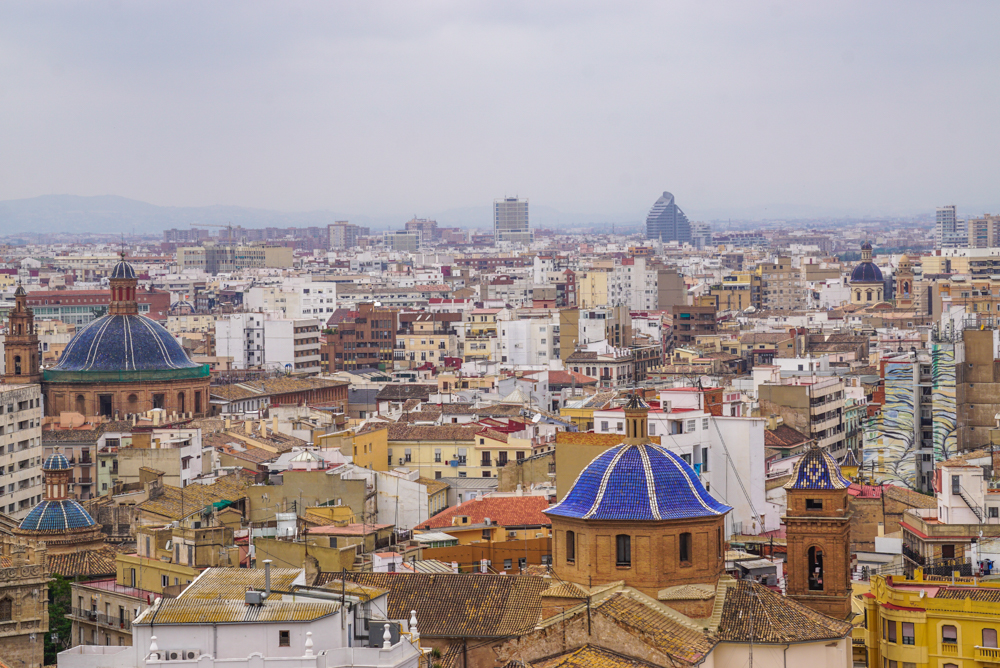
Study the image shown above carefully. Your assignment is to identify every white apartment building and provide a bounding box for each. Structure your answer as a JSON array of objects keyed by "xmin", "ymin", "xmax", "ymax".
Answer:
[
  {"xmin": 246, "ymin": 279, "xmax": 338, "ymax": 319},
  {"xmin": 593, "ymin": 387, "xmax": 774, "ymax": 535},
  {"xmin": 0, "ymin": 384, "xmax": 45, "ymax": 518},
  {"xmin": 58, "ymin": 567, "xmax": 421, "ymax": 668},
  {"xmin": 498, "ymin": 316, "xmax": 560, "ymax": 367},
  {"xmin": 609, "ymin": 257, "xmax": 659, "ymax": 310},
  {"xmin": 215, "ymin": 313, "xmax": 322, "ymax": 373}
]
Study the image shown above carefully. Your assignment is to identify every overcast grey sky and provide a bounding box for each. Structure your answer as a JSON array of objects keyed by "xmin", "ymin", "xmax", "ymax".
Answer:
[{"xmin": 1, "ymin": 1, "xmax": 998, "ymax": 221}]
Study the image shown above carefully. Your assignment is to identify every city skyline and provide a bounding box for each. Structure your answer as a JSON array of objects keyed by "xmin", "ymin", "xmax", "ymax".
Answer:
[{"xmin": 2, "ymin": 2, "xmax": 1000, "ymax": 222}]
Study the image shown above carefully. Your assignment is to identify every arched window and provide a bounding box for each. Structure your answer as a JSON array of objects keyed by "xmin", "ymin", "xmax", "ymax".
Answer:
[
  {"xmin": 615, "ymin": 534, "xmax": 631, "ymax": 567},
  {"xmin": 985, "ymin": 628, "xmax": 998, "ymax": 648},
  {"xmin": 0, "ymin": 597, "xmax": 11, "ymax": 622},
  {"xmin": 75, "ymin": 394, "xmax": 86, "ymax": 415},
  {"xmin": 566, "ymin": 531, "xmax": 575, "ymax": 563},
  {"xmin": 13, "ymin": 355, "xmax": 21, "ymax": 375},
  {"xmin": 808, "ymin": 546, "xmax": 824, "ymax": 591},
  {"xmin": 679, "ymin": 532, "xmax": 692, "ymax": 566},
  {"xmin": 942, "ymin": 624, "xmax": 957, "ymax": 644},
  {"xmin": 178, "ymin": 392, "xmax": 186, "ymax": 414}
]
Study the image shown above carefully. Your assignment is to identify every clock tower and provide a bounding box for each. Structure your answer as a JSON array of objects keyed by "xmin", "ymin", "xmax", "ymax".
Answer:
[{"xmin": 3, "ymin": 284, "xmax": 41, "ymax": 384}]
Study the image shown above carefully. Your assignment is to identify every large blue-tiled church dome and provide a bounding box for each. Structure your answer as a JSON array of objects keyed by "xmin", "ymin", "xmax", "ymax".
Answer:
[
  {"xmin": 547, "ymin": 442, "xmax": 732, "ymax": 521},
  {"xmin": 43, "ymin": 257, "xmax": 208, "ymax": 383},
  {"xmin": 49, "ymin": 314, "xmax": 203, "ymax": 375}
]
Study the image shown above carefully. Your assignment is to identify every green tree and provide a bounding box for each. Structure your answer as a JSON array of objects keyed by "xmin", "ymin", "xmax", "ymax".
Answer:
[{"xmin": 45, "ymin": 574, "xmax": 73, "ymax": 664}]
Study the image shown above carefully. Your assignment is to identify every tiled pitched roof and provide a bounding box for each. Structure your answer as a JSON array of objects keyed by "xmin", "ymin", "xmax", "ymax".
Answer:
[
  {"xmin": 441, "ymin": 405, "xmax": 523, "ymax": 417},
  {"xmin": 547, "ymin": 370, "xmax": 598, "ymax": 385},
  {"xmin": 764, "ymin": 425, "xmax": 813, "ymax": 449},
  {"xmin": 534, "ymin": 645, "xmax": 663, "ymax": 668},
  {"xmin": 47, "ymin": 547, "xmax": 119, "ymax": 578},
  {"xmin": 138, "ymin": 475, "xmax": 247, "ymax": 521},
  {"xmin": 341, "ymin": 572, "xmax": 547, "ymax": 638},
  {"xmin": 181, "ymin": 567, "xmax": 303, "ymax": 601},
  {"xmin": 594, "ymin": 593, "xmax": 714, "ymax": 665},
  {"xmin": 386, "ymin": 424, "xmax": 480, "ymax": 442},
  {"xmin": 478, "ymin": 428, "xmax": 509, "ymax": 443},
  {"xmin": 417, "ymin": 496, "xmax": 551, "ymax": 530},
  {"xmin": 555, "ymin": 432, "xmax": 662, "ymax": 447},
  {"xmin": 717, "ymin": 580, "xmax": 852, "ymax": 643},
  {"xmin": 375, "ymin": 384, "xmax": 437, "ymax": 401}
]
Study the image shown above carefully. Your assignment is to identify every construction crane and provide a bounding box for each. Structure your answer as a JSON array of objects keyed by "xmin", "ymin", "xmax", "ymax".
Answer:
[{"xmin": 191, "ymin": 222, "xmax": 235, "ymax": 243}]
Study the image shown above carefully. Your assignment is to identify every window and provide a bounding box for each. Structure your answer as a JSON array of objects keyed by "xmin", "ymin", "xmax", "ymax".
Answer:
[
  {"xmin": 616, "ymin": 534, "xmax": 631, "ymax": 567},
  {"xmin": 942, "ymin": 624, "xmax": 957, "ymax": 644},
  {"xmin": 648, "ymin": 423, "xmax": 655, "ymax": 436},
  {"xmin": 984, "ymin": 628, "xmax": 998, "ymax": 648},
  {"xmin": 808, "ymin": 546, "xmax": 824, "ymax": 591},
  {"xmin": 279, "ymin": 630, "xmax": 290, "ymax": 647},
  {"xmin": 952, "ymin": 474, "xmax": 961, "ymax": 495},
  {"xmin": 434, "ymin": 449, "xmax": 441, "ymax": 463},
  {"xmin": 679, "ymin": 532, "xmax": 692, "ymax": 565},
  {"xmin": 504, "ymin": 559, "xmax": 512, "ymax": 569},
  {"xmin": 806, "ymin": 499, "xmax": 823, "ymax": 510},
  {"xmin": 686, "ymin": 420, "xmax": 697, "ymax": 432},
  {"xmin": 990, "ymin": 506, "xmax": 999, "ymax": 518},
  {"xmin": 902, "ymin": 622, "xmax": 914, "ymax": 645},
  {"xmin": 601, "ymin": 421, "xmax": 609, "ymax": 431},
  {"xmin": 161, "ymin": 575, "xmax": 169, "ymax": 588},
  {"xmin": 942, "ymin": 544, "xmax": 955, "ymax": 559},
  {"xmin": 566, "ymin": 530, "xmax": 576, "ymax": 563},
  {"xmin": 482, "ymin": 529, "xmax": 491, "ymax": 540},
  {"xmin": 0, "ymin": 597, "xmax": 11, "ymax": 622}
]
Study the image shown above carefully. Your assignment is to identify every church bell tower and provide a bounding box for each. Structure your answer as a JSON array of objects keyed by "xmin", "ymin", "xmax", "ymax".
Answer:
[
  {"xmin": 782, "ymin": 445, "xmax": 854, "ymax": 620},
  {"xmin": 3, "ymin": 284, "xmax": 41, "ymax": 384}
]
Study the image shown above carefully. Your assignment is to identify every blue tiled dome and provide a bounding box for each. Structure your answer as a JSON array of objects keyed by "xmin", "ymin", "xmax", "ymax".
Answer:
[
  {"xmin": 784, "ymin": 446, "xmax": 850, "ymax": 490},
  {"xmin": 48, "ymin": 314, "xmax": 204, "ymax": 375},
  {"xmin": 546, "ymin": 443, "xmax": 732, "ymax": 521},
  {"xmin": 850, "ymin": 262, "xmax": 883, "ymax": 283},
  {"xmin": 43, "ymin": 453, "xmax": 71, "ymax": 470},
  {"xmin": 18, "ymin": 499, "xmax": 97, "ymax": 532},
  {"xmin": 110, "ymin": 259, "xmax": 137, "ymax": 279}
]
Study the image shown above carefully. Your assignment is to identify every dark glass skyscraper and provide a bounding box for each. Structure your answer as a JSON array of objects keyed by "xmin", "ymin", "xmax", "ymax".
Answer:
[{"xmin": 645, "ymin": 191, "xmax": 690, "ymax": 243}]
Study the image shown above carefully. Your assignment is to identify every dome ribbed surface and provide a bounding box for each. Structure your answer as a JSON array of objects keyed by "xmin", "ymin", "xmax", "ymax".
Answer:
[
  {"xmin": 546, "ymin": 443, "xmax": 731, "ymax": 521},
  {"xmin": 50, "ymin": 314, "xmax": 202, "ymax": 373},
  {"xmin": 19, "ymin": 500, "xmax": 97, "ymax": 532},
  {"xmin": 850, "ymin": 262, "xmax": 883, "ymax": 282},
  {"xmin": 43, "ymin": 453, "xmax": 71, "ymax": 470},
  {"xmin": 110, "ymin": 260, "xmax": 137, "ymax": 279},
  {"xmin": 784, "ymin": 447, "xmax": 850, "ymax": 490}
]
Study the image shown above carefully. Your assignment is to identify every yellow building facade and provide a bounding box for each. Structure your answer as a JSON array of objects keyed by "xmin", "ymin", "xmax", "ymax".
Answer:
[{"xmin": 863, "ymin": 569, "xmax": 1000, "ymax": 668}]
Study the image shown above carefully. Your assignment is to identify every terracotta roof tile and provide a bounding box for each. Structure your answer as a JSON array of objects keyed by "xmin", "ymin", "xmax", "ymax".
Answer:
[
  {"xmin": 717, "ymin": 580, "xmax": 851, "ymax": 643},
  {"xmin": 47, "ymin": 547, "xmax": 119, "ymax": 578},
  {"xmin": 386, "ymin": 424, "xmax": 480, "ymax": 442},
  {"xmin": 594, "ymin": 592, "xmax": 714, "ymax": 664},
  {"xmin": 417, "ymin": 496, "xmax": 551, "ymax": 530},
  {"xmin": 764, "ymin": 425, "xmax": 813, "ymax": 449},
  {"xmin": 341, "ymin": 572, "xmax": 547, "ymax": 638},
  {"xmin": 534, "ymin": 645, "xmax": 663, "ymax": 668}
]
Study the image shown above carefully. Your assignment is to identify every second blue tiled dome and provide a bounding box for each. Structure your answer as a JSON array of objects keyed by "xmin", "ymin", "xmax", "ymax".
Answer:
[
  {"xmin": 18, "ymin": 500, "xmax": 97, "ymax": 532},
  {"xmin": 546, "ymin": 443, "xmax": 732, "ymax": 521},
  {"xmin": 43, "ymin": 453, "xmax": 71, "ymax": 470}
]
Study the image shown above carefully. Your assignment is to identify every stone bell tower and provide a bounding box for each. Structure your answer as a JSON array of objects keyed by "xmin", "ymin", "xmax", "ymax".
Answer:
[{"xmin": 3, "ymin": 284, "xmax": 41, "ymax": 384}]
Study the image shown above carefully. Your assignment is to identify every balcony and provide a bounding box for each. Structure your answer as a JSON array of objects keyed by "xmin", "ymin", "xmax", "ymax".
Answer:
[
  {"xmin": 902, "ymin": 543, "xmax": 925, "ymax": 565},
  {"xmin": 941, "ymin": 642, "xmax": 958, "ymax": 656},
  {"xmin": 976, "ymin": 646, "xmax": 1000, "ymax": 663}
]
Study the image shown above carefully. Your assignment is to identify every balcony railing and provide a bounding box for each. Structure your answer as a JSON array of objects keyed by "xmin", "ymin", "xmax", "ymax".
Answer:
[
  {"xmin": 902, "ymin": 543, "xmax": 925, "ymax": 565},
  {"xmin": 976, "ymin": 646, "xmax": 1000, "ymax": 662}
]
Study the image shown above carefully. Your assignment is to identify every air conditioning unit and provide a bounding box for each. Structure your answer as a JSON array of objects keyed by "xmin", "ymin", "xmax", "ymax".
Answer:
[{"xmin": 164, "ymin": 650, "xmax": 200, "ymax": 661}]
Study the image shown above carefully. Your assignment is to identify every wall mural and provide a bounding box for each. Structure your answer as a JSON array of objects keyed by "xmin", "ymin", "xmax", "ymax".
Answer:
[
  {"xmin": 931, "ymin": 342, "xmax": 958, "ymax": 463},
  {"xmin": 863, "ymin": 362, "xmax": 917, "ymax": 489}
]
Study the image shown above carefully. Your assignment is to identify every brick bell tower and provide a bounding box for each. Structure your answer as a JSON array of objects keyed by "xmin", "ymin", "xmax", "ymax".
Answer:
[
  {"xmin": 3, "ymin": 283, "xmax": 41, "ymax": 384},
  {"xmin": 782, "ymin": 445, "xmax": 854, "ymax": 620}
]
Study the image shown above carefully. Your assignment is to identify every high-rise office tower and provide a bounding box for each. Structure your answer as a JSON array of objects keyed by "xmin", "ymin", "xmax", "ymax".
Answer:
[
  {"xmin": 646, "ymin": 191, "xmax": 691, "ymax": 243},
  {"xmin": 494, "ymin": 197, "xmax": 532, "ymax": 246},
  {"xmin": 935, "ymin": 205, "xmax": 967, "ymax": 249}
]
